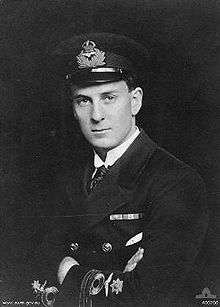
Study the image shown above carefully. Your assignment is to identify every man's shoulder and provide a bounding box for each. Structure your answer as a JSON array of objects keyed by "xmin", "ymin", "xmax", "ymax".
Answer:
[
  {"xmin": 118, "ymin": 130, "xmax": 205, "ymax": 191},
  {"xmin": 151, "ymin": 145, "xmax": 202, "ymax": 180},
  {"xmin": 134, "ymin": 131, "xmax": 205, "ymax": 192},
  {"xmin": 129, "ymin": 131, "xmax": 197, "ymax": 173},
  {"xmin": 138, "ymin": 131, "xmax": 199, "ymax": 174}
]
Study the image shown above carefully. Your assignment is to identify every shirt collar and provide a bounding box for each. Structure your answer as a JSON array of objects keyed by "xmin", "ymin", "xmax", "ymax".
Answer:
[{"xmin": 94, "ymin": 127, "xmax": 140, "ymax": 168}]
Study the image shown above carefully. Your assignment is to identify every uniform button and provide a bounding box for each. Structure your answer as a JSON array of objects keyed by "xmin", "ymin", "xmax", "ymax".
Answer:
[
  {"xmin": 102, "ymin": 242, "xmax": 112, "ymax": 253},
  {"xmin": 70, "ymin": 242, "xmax": 79, "ymax": 252}
]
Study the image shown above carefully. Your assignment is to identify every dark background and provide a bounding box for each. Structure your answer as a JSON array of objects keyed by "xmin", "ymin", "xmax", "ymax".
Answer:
[{"xmin": 0, "ymin": 0, "xmax": 219, "ymax": 300}]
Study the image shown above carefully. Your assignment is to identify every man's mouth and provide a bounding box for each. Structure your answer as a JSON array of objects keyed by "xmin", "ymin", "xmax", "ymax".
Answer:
[{"xmin": 92, "ymin": 128, "xmax": 111, "ymax": 132}]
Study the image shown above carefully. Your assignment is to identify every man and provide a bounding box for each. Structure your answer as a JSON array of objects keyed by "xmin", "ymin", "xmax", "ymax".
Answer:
[{"xmin": 33, "ymin": 33, "xmax": 209, "ymax": 306}]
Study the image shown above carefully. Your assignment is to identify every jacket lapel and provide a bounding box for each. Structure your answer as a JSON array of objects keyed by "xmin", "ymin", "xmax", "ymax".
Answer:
[
  {"xmin": 80, "ymin": 130, "xmax": 157, "ymax": 233},
  {"xmin": 83, "ymin": 155, "xmax": 94, "ymax": 196}
]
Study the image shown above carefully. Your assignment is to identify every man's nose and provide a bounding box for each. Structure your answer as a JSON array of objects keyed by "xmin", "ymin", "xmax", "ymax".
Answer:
[{"xmin": 91, "ymin": 101, "xmax": 105, "ymax": 122}]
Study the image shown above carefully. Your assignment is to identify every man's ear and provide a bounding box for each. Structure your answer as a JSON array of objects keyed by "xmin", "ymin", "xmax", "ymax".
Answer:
[{"xmin": 131, "ymin": 87, "xmax": 143, "ymax": 116}]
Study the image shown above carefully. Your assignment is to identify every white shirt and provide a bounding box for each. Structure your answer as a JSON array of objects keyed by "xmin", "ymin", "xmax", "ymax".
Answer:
[{"xmin": 93, "ymin": 127, "xmax": 140, "ymax": 176}]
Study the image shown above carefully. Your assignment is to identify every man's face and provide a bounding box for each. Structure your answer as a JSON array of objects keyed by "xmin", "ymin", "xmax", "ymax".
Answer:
[{"xmin": 71, "ymin": 80, "xmax": 142, "ymax": 153}]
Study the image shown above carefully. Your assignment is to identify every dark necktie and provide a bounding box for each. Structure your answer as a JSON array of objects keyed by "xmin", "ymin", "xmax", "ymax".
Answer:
[{"xmin": 89, "ymin": 165, "xmax": 109, "ymax": 192}]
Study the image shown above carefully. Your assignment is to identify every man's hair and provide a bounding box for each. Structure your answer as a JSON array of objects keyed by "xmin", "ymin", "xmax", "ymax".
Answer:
[{"xmin": 123, "ymin": 72, "xmax": 139, "ymax": 92}]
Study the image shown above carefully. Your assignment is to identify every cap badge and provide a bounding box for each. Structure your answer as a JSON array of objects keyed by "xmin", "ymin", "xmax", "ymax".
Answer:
[{"xmin": 76, "ymin": 40, "xmax": 106, "ymax": 69}]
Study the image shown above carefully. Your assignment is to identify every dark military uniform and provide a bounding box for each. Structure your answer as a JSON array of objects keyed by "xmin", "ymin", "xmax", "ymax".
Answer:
[
  {"xmin": 35, "ymin": 130, "xmax": 208, "ymax": 307},
  {"xmin": 33, "ymin": 33, "xmax": 209, "ymax": 306}
]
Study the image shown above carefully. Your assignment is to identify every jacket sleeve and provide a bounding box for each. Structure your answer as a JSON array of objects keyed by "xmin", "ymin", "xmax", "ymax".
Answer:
[{"xmin": 55, "ymin": 170, "xmax": 209, "ymax": 307}]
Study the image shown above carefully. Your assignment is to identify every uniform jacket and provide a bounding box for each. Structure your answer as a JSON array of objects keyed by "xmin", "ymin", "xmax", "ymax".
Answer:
[{"xmin": 36, "ymin": 130, "xmax": 209, "ymax": 307}]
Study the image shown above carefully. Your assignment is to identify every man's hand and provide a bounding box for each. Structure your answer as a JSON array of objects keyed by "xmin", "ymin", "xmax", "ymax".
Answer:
[
  {"xmin": 58, "ymin": 256, "xmax": 79, "ymax": 285},
  {"xmin": 123, "ymin": 247, "xmax": 144, "ymax": 273}
]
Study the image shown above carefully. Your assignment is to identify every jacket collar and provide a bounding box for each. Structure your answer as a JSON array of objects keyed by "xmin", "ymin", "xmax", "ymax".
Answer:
[{"xmin": 115, "ymin": 129, "xmax": 156, "ymax": 189}]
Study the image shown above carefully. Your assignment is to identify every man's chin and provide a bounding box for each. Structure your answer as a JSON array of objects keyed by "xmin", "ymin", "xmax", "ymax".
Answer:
[{"xmin": 89, "ymin": 139, "xmax": 114, "ymax": 151}]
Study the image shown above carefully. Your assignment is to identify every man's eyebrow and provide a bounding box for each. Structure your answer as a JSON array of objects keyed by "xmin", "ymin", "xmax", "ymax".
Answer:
[
  {"xmin": 100, "ymin": 89, "xmax": 120, "ymax": 95},
  {"xmin": 72, "ymin": 89, "xmax": 120, "ymax": 99},
  {"xmin": 72, "ymin": 94, "xmax": 91, "ymax": 99}
]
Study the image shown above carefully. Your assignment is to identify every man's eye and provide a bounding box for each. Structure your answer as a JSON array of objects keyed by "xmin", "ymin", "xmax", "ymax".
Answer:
[
  {"xmin": 75, "ymin": 98, "xmax": 91, "ymax": 106},
  {"xmin": 103, "ymin": 95, "xmax": 116, "ymax": 103}
]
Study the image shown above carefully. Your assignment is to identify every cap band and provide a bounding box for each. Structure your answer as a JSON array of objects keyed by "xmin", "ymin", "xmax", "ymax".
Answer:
[
  {"xmin": 65, "ymin": 67, "xmax": 124, "ymax": 80},
  {"xmin": 90, "ymin": 67, "xmax": 123, "ymax": 73}
]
